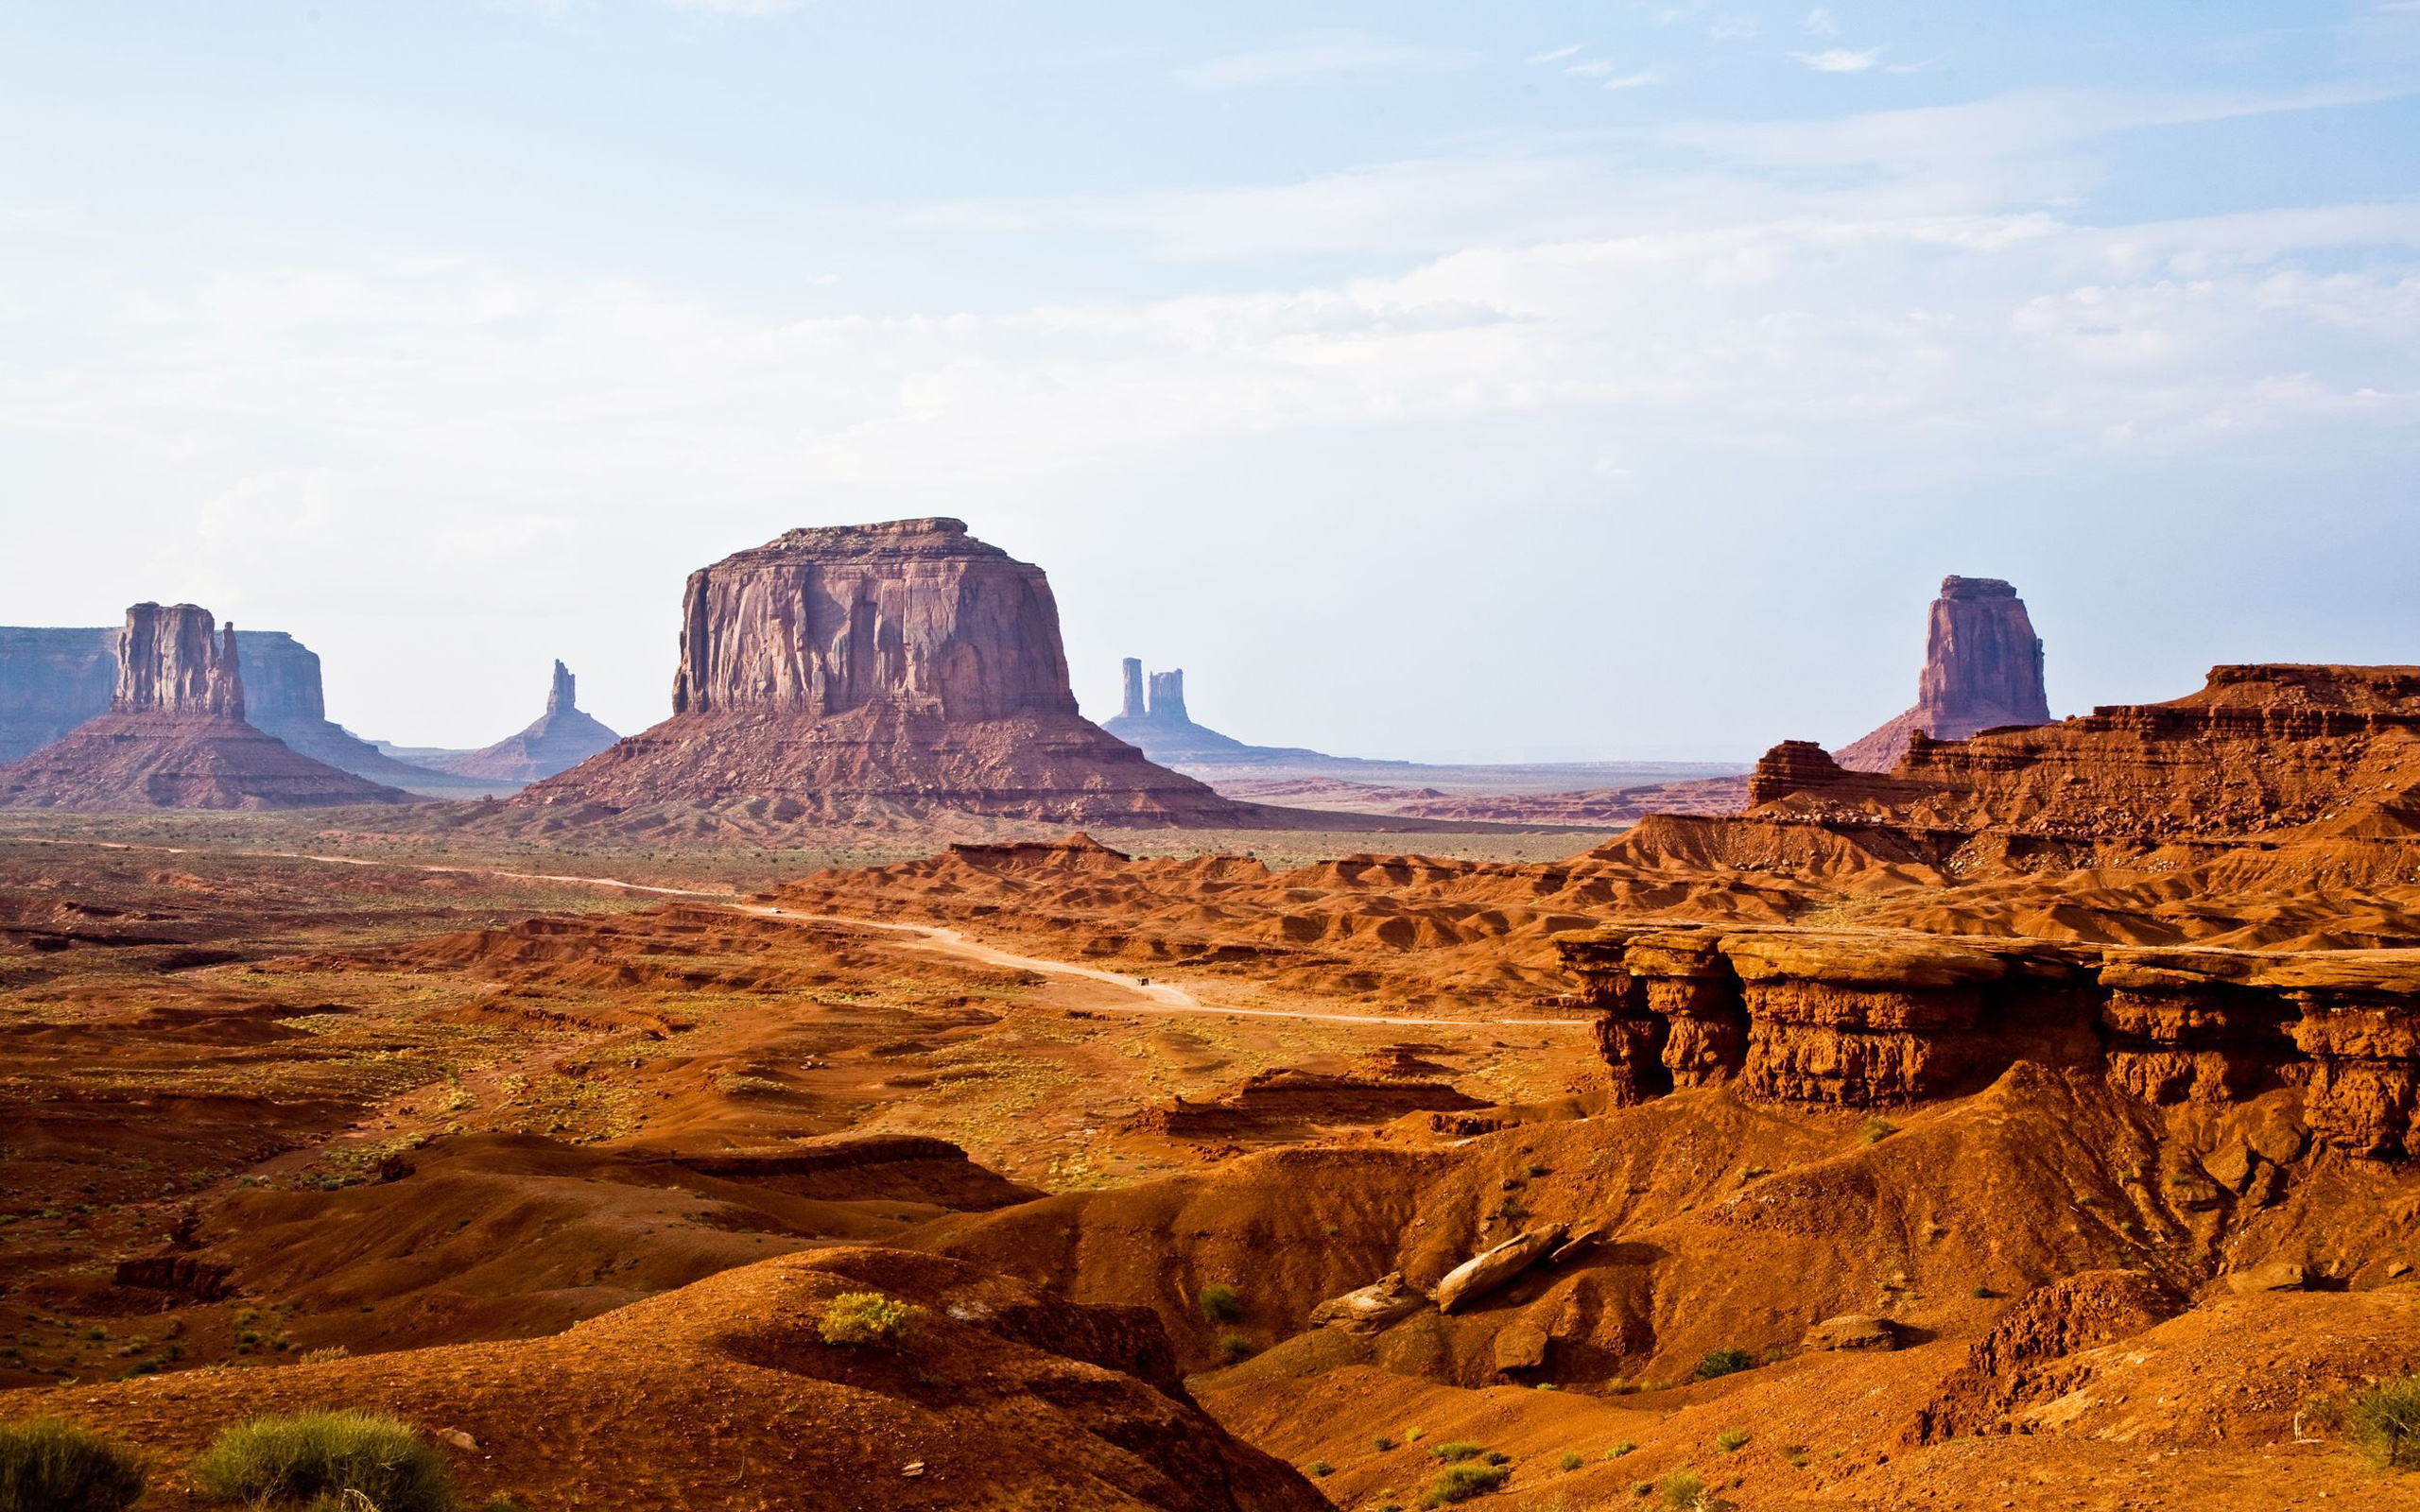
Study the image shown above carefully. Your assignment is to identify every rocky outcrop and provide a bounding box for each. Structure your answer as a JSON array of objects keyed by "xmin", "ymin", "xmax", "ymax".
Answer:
[
  {"xmin": 1557, "ymin": 923, "xmax": 2420, "ymax": 1158},
  {"xmin": 1756, "ymin": 663, "xmax": 2420, "ymax": 858},
  {"xmin": 0, "ymin": 604, "xmax": 412, "ymax": 811},
  {"xmin": 421, "ymin": 662, "xmax": 620, "ymax": 782},
  {"xmin": 520, "ymin": 520, "xmax": 1254, "ymax": 824},
  {"xmin": 0, "ymin": 623, "xmax": 480, "ymax": 792},
  {"xmin": 1838, "ymin": 576, "xmax": 2051, "ymax": 771},
  {"xmin": 1120, "ymin": 657, "xmax": 1147, "ymax": 720}
]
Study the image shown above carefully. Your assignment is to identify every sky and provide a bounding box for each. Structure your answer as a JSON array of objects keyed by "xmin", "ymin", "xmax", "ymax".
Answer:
[{"xmin": 2, "ymin": 2, "xmax": 2417, "ymax": 762}]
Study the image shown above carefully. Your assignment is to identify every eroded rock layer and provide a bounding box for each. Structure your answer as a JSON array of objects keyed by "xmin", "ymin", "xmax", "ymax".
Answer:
[
  {"xmin": 0, "ymin": 604, "xmax": 410, "ymax": 811},
  {"xmin": 1558, "ymin": 923, "xmax": 2420, "ymax": 1157},
  {"xmin": 522, "ymin": 520, "xmax": 1253, "ymax": 824}
]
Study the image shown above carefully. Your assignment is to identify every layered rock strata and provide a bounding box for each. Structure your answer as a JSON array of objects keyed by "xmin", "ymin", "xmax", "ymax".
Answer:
[
  {"xmin": 423, "ymin": 662, "xmax": 620, "ymax": 782},
  {"xmin": 1557, "ymin": 923, "xmax": 2420, "ymax": 1158},
  {"xmin": 522, "ymin": 520, "xmax": 1252, "ymax": 823},
  {"xmin": 1837, "ymin": 576, "xmax": 2051, "ymax": 771},
  {"xmin": 0, "ymin": 604, "xmax": 411, "ymax": 811}
]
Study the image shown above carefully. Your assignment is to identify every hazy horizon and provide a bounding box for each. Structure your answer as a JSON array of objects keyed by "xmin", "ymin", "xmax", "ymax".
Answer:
[{"xmin": 5, "ymin": 3, "xmax": 2417, "ymax": 761}]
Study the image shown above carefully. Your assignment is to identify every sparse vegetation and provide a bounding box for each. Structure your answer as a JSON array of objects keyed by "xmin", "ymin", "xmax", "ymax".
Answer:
[
  {"xmin": 1560, "ymin": 1450, "xmax": 1584, "ymax": 1470},
  {"xmin": 1693, "ymin": 1347, "xmax": 1754, "ymax": 1380},
  {"xmin": 1422, "ymin": 1462, "xmax": 1510, "ymax": 1506},
  {"xmin": 1607, "ymin": 1442, "xmax": 1636, "ymax": 1458},
  {"xmin": 1373, "ymin": 1435, "xmax": 1395, "ymax": 1452},
  {"xmin": 1971, "ymin": 1284, "xmax": 1995, "ymax": 1298},
  {"xmin": 1217, "ymin": 1332, "xmax": 1255, "ymax": 1362},
  {"xmin": 1861, "ymin": 1116, "xmax": 1897, "ymax": 1144},
  {"xmin": 1715, "ymin": 1428, "xmax": 1749, "ymax": 1452},
  {"xmin": 0, "ymin": 1418, "xmax": 148, "ymax": 1512},
  {"xmin": 1307, "ymin": 1458, "xmax": 1334, "ymax": 1477},
  {"xmin": 817, "ymin": 1292, "xmax": 927, "ymax": 1349},
  {"xmin": 1197, "ymin": 1281, "xmax": 1242, "ymax": 1321},
  {"xmin": 2346, "ymin": 1373, "xmax": 2420, "ymax": 1470},
  {"xmin": 1660, "ymin": 1466, "xmax": 1707, "ymax": 1508},
  {"xmin": 1429, "ymin": 1441, "xmax": 1483, "ymax": 1462},
  {"xmin": 191, "ymin": 1411, "xmax": 451, "ymax": 1512}
]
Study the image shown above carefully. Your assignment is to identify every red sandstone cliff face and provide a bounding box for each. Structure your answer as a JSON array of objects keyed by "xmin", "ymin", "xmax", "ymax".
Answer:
[
  {"xmin": 522, "ymin": 521, "xmax": 1252, "ymax": 825},
  {"xmin": 1558, "ymin": 923, "xmax": 2420, "ymax": 1160},
  {"xmin": 0, "ymin": 604, "xmax": 410, "ymax": 811},
  {"xmin": 1761, "ymin": 663, "xmax": 2420, "ymax": 857},
  {"xmin": 1837, "ymin": 576, "xmax": 2051, "ymax": 771}
]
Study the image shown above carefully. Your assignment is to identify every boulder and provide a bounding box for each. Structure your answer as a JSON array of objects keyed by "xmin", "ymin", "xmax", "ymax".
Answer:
[
  {"xmin": 1306, "ymin": 1273, "xmax": 1430, "ymax": 1334},
  {"xmin": 1433, "ymin": 1225, "xmax": 1566, "ymax": 1314},
  {"xmin": 1803, "ymin": 1314, "xmax": 1900, "ymax": 1352}
]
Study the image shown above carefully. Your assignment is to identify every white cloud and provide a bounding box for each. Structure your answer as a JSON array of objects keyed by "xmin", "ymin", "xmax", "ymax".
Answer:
[
  {"xmin": 1793, "ymin": 46, "xmax": 1883, "ymax": 73},
  {"xmin": 1709, "ymin": 17, "xmax": 1760, "ymax": 41},
  {"xmin": 1178, "ymin": 29, "xmax": 1478, "ymax": 88},
  {"xmin": 1525, "ymin": 43, "xmax": 1582, "ymax": 64},
  {"xmin": 1806, "ymin": 7, "xmax": 1840, "ymax": 36},
  {"xmin": 1604, "ymin": 71, "xmax": 1663, "ymax": 91}
]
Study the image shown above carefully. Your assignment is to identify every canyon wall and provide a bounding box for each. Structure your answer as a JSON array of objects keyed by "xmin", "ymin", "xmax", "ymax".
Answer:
[
  {"xmin": 1838, "ymin": 576, "xmax": 2051, "ymax": 771},
  {"xmin": 524, "ymin": 520, "xmax": 1251, "ymax": 824},
  {"xmin": 1559, "ymin": 924, "xmax": 2419, "ymax": 1159}
]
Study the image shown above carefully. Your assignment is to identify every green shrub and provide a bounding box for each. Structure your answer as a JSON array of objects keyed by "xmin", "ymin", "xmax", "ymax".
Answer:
[
  {"xmin": 2346, "ymin": 1374, "xmax": 2420, "ymax": 1471},
  {"xmin": 1373, "ymin": 1435, "xmax": 1395, "ymax": 1452},
  {"xmin": 1198, "ymin": 1282, "xmax": 1242, "ymax": 1321},
  {"xmin": 1715, "ymin": 1428, "xmax": 1749, "ymax": 1452},
  {"xmin": 1693, "ymin": 1347, "xmax": 1754, "ymax": 1380},
  {"xmin": 1560, "ymin": 1451, "xmax": 1584, "ymax": 1470},
  {"xmin": 191, "ymin": 1411, "xmax": 451, "ymax": 1512},
  {"xmin": 1861, "ymin": 1116, "xmax": 1897, "ymax": 1144},
  {"xmin": 1606, "ymin": 1441, "xmax": 1637, "ymax": 1458},
  {"xmin": 819, "ymin": 1292, "xmax": 926, "ymax": 1349},
  {"xmin": 1217, "ymin": 1332, "xmax": 1255, "ymax": 1363},
  {"xmin": 0, "ymin": 1418, "xmax": 147, "ymax": 1512},
  {"xmin": 1422, "ymin": 1462, "xmax": 1510, "ymax": 1506},
  {"xmin": 1660, "ymin": 1466, "xmax": 1707, "ymax": 1508},
  {"xmin": 1429, "ymin": 1441, "xmax": 1482, "ymax": 1462},
  {"xmin": 1308, "ymin": 1459, "xmax": 1334, "ymax": 1477}
]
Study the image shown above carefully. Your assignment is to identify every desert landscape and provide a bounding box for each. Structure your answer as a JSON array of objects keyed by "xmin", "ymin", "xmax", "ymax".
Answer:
[
  {"xmin": 8, "ymin": 7, "xmax": 2418, "ymax": 1510},
  {"xmin": 1, "ymin": 514, "xmax": 2415, "ymax": 1512}
]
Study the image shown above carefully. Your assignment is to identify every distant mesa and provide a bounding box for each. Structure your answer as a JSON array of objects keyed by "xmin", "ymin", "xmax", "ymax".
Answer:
[
  {"xmin": 414, "ymin": 662, "xmax": 620, "ymax": 782},
  {"xmin": 0, "ymin": 603, "xmax": 413, "ymax": 811},
  {"xmin": 519, "ymin": 519, "xmax": 1256, "ymax": 825},
  {"xmin": 0, "ymin": 621, "xmax": 496, "ymax": 794},
  {"xmin": 1834, "ymin": 575, "xmax": 2051, "ymax": 772}
]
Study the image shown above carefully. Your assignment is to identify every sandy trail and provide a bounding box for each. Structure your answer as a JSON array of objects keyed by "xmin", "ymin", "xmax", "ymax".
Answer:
[{"xmin": 22, "ymin": 837, "xmax": 1588, "ymax": 1031}]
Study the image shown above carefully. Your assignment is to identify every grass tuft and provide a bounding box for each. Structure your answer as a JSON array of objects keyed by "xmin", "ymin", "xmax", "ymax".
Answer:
[
  {"xmin": 1693, "ymin": 1347, "xmax": 1754, "ymax": 1380},
  {"xmin": 191, "ymin": 1411, "xmax": 450, "ymax": 1512},
  {"xmin": 1197, "ymin": 1282, "xmax": 1242, "ymax": 1322},
  {"xmin": 1660, "ymin": 1466, "xmax": 1707, "ymax": 1508},
  {"xmin": 2347, "ymin": 1374, "xmax": 2420, "ymax": 1471},
  {"xmin": 818, "ymin": 1292, "xmax": 927, "ymax": 1349},
  {"xmin": 1422, "ymin": 1462, "xmax": 1510, "ymax": 1506},
  {"xmin": 0, "ymin": 1418, "xmax": 147, "ymax": 1512}
]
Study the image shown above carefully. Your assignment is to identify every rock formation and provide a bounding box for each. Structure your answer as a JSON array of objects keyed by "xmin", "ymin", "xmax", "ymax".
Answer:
[
  {"xmin": 0, "ymin": 604, "xmax": 412, "ymax": 811},
  {"xmin": 0, "ymin": 622, "xmax": 482, "ymax": 792},
  {"xmin": 1754, "ymin": 662, "xmax": 2420, "ymax": 856},
  {"xmin": 1119, "ymin": 657, "xmax": 1147, "ymax": 720},
  {"xmin": 1102, "ymin": 660, "xmax": 1260, "ymax": 763},
  {"xmin": 520, "ymin": 520, "xmax": 1253, "ymax": 824},
  {"xmin": 1558, "ymin": 923, "xmax": 2420, "ymax": 1158},
  {"xmin": 420, "ymin": 661, "xmax": 621, "ymax": 782},
  {"xmin": 1837, "ymin": 576, "xmax": 2051, "ymax": 771}
]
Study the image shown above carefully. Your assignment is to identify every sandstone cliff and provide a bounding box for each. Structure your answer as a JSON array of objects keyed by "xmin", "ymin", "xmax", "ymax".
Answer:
[
  {"xmin": 1838, "ymin": 576, "xmax": 2051, "ymax": 771},
  {"xmin": 0, "ymin": 604, "xmax": 412, "ymax": 811},
  {"xmin": 521, "ymin": 520, "xmax": 1253, "ymax": 825},
  {"xmin": 1558, "ymin": 923, "xmax": 2420, "ymax": 1160},
  {"xmin": 0, "ymin": 627, "xmax": 116, "ymax": 763},
  {"xmin": 423, "ymin": 661, "xmax": 620, "ymax": 782}
]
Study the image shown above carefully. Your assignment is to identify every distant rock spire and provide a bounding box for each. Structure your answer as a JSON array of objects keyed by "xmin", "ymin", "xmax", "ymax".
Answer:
[
  {"xmin": 548, "ymin": 659, "xmax": 576, "ymax": 716},
  {"xmin": 1834, "ymin": 576, "xmax": 2050, "ymax": 772},
  {"xmin": 1147, "ymin": 668, "xmax": 1187, "ymax": 724},
  {"xmin": 1119, "ymin": 658, "xmax": 1146, "ymax": 720}
]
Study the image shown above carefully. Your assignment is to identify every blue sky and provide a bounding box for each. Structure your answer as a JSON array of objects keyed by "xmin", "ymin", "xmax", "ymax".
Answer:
[{"xmin": 3, "ymin": 2, "xmax": 2417, "ymax": 759}]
